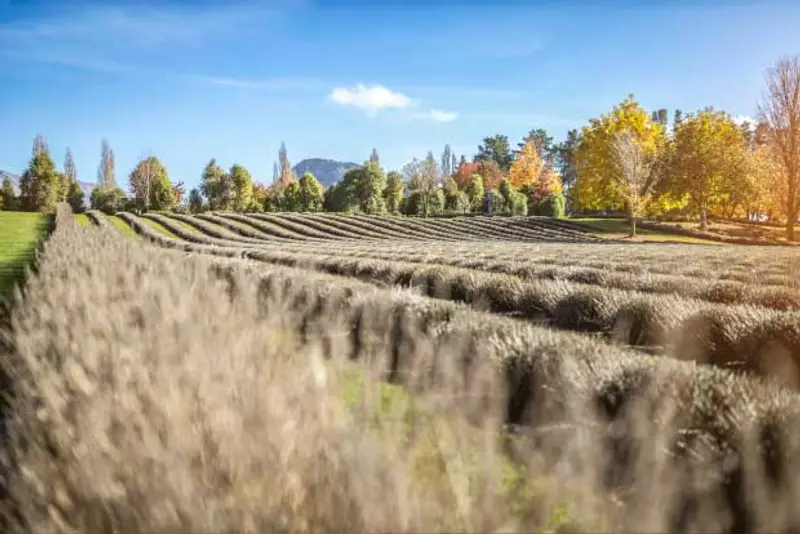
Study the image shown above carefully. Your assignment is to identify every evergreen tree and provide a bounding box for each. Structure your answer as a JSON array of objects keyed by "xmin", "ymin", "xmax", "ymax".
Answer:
[
  {"xmin": 19, "ymin": 135, "xmax": 60, "ymax": 212},
  {"xmin": 188, "ymin": 188, "xmax": 204, "ymax": 213}
]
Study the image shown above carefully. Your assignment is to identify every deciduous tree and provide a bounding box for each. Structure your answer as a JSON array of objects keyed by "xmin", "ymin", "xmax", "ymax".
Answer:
[
  {"xmin": 63, "ymin": 148, "xmax": 77, "ymax": 201},
  {"xmin": 759, "ymin": 55, "xmax": 800, "ymax": 240},
  {"xmin": 200, "ymin": 159, "xmax": 228, "ymax": 211},
  {"xmin": 465, "ymin": 174, "xmax": 484, "ymax": 212},
  {"xmin": 278, "ymin": 142, "xmax": 295, "ymax": 188},
  {"xmin": 297, "ymin": 172, "xmax": 324, "ymax": 212},
  {"xmin": 573, "ymin": 95, "xmax": 666, "ymax": 212},
  {"xmin": 383, "ymin": 170, "xmax": 404, "ymax": 214},
  {"xmin": 670, "ymin": 108, "xmax": 750, "ymax": 228},
  {"xmin": 229, "ymin": 164, "xmax": 253, "ymax": 212},
  {"xmin": 129, "ymin": 156, "xmax": 174, "ymax": 212},
  {"xmin": 610, "ymin": 130, "xmax": 656, "ymax": 236},
  {"xmin": 507, "ymin": 140, "xmax": 543, "ymax": 190},
  {"xmin": 97, "ymin": 139, "xmax": 116, "ymax": 189}
]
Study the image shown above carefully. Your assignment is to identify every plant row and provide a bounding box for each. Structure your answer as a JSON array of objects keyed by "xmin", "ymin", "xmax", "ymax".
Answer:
[{"xmin": 7, "ymin": 203, "xmax": 800, "ymax": 531}]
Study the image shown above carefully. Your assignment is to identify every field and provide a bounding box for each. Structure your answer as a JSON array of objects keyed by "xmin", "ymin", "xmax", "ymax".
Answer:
[
  {"xmin": 0, "ymin": 212, "xmax": 50, "ymax": 299},
  {"xmin": 3, "ymin": 206, "xmax": 800, "ymax": 533}
]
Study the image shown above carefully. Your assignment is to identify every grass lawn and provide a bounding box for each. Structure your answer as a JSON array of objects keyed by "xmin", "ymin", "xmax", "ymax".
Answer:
[
  {"xmin": 569, "ymin": 217, "xmax": 721, "ymax": 245},
  {"xmin": 139, "ymin": 217, "xmax": 179, "ymax": 239},
  {"xmin": 74, "ymin": 214, "xmax": 92, "ymax": 227},
  {"xmin": 106, "ymin": 215, "xmax": 141, "ymax": 239},
  {"xmin": 0, "ymin": 212, "xmax": 50, "ymax": 298}
]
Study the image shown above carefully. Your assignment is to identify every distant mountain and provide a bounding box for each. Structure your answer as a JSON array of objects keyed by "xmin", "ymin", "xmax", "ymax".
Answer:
[
  {"xmin": 292, "ymin": 158, "xmax": 360, "ymax": 188},
  {"xmin": 0, "ymin": 169, "xmax": 95, "ymax": 205}
]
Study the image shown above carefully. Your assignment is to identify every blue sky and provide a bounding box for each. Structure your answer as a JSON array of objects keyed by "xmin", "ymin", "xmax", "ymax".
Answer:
[{"xmin": 1, "ymin": 0, "xmax": 799, "ymax": 190}]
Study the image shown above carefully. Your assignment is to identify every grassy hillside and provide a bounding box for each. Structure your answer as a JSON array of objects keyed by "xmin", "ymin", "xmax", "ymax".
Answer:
[{"xmin": 0, "ymin": 211, "xmax": 50, "ymax": 298}]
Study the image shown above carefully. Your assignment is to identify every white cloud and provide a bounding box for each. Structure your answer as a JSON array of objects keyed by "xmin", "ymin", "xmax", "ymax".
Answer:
[
  {"xmin": 329, "ymin": 83, "xmax": 457, "ymax": 122},
  {"xmin": 329, "ymin": 84, "xmax": 413, "ymax": 115},
  {"xmin": 427, "ymin": 109, "xmax": 458, "ymax": 123},
  {"xmin": 732, "ymin": 114, "xmax": 755, "ymax": 126}
]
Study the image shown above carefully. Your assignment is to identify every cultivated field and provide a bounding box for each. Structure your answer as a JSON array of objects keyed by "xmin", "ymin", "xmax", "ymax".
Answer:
[{"xmin": 2, "ymin": 206, "xmax": 800, "ymax": 532}]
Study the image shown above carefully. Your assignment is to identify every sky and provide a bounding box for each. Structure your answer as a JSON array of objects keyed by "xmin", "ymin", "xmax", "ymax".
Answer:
[{"xmin": 1, "ymin": 0, "xmax": 799, "ymax": 190}]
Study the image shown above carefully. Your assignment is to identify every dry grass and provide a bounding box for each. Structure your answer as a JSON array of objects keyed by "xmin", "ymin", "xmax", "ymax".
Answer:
[{"xmin": 4, "ymin": 205, "xmax": 800, "ymax": 533}]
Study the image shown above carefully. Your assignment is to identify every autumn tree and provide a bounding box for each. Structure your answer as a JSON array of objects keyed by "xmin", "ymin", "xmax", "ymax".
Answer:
[
  {"xmin": 507, "ymin": 140, "xmax": 543, "ymax": 189},
  {"xmin": 383, "ymin": 170, "xmax": 404, "ymax": 214},
  {"xmin": 670, "ymin": 109, "xmax": 750, "ymax": 228},
  {"xmin": 517, "ymin": 128, "xmax": 556, "ymax": 165},
  {"xmin": 452, "ymin": 162, "xmax": 481, "ymax": 190},
  {"xmin": 97, "ymin": 139, "xmax": 116, "ymax": 189},
  {"xmin": 759, "ymin": 56, "xmax": 800, "ymax": 240},
  {"xmin": 249, "ymin": 183, "xmax": 269, "ymax": 212},
  {"xmin": 19, "ymin": 134, "xmax": 60, "ymax": 213},
  {"xmin": 272, "ymin": 162, "xmax": 280, "ymax": 185},
  {"xmin": 573, "ymin": 95, "xmax": 666, "ymax": 212},
  {"xmin": 474, "ymin": 134, "xmax": 513, "ymax": 171},
  {"xmin": 278, "ymin": 142, "xmax": 295, "ymax": 188},
  {"xmin": 610, "ymin": 130, "xmax": 656, "ymax": 236},
  {"xmin": 172, "ymin": 181, "xmax": 186, "ymax": 206},
  {"xmin": 229, "ymin": 164, "xmax": 253, "ymax": 212}
]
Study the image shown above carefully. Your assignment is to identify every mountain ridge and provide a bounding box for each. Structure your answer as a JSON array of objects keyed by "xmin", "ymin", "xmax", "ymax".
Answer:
[{"xmin": 292, "ymin": 158, "xmax": 360, "ymax": 188}]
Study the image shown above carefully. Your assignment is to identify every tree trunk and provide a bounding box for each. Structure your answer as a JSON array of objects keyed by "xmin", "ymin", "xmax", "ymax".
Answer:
[
  {"xmin": 700, "ymin": 206, "xmax": 708, "ymax": 231},
  {"xmin": 631, "ymin": 216, "xmax": 637, "ymax": 237}
]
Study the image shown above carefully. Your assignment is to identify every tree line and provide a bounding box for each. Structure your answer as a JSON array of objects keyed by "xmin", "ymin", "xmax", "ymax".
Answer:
[{"xmin": 3, "ymin": 56, "xmax": 799, "ymax": 238}]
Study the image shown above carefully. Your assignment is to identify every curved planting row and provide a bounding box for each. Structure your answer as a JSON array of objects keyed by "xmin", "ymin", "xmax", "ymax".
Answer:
[
  {"xmin": 8, "ymin": 204, "xmax": 800, "ymax": 531},
  {"xmin": 135, "ymin": 214, "xmax": 800, "ymax": 309},
  {"xmin": 123, "ymin": 211, "xmax": 800, "ymax": 391}
]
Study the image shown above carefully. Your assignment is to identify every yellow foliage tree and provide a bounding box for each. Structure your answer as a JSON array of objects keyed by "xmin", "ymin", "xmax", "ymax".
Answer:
[
  {"xmin": 507, "ymin": 140, "xmax": 542, "ymax": 190},
  {"xmin": 573, "ymin": 95, "xmax": 667, "ymax": 212}
]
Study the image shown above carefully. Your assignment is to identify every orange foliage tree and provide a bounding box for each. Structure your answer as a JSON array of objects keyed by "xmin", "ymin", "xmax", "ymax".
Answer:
[
  {"xmin": 452, "ymin": 161, "xmax": 505, "ymax": 191},
  {"xmin": 507, "ymin": 141, "xmax": 543, "ymax": 190}
]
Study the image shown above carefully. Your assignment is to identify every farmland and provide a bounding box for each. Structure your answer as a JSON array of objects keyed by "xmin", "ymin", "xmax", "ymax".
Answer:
[{"xmin": 3, "ymin": 205, "xmax": 800, "ymax": 533}]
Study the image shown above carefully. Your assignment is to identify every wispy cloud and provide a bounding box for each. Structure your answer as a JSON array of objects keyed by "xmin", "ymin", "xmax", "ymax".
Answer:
[
  {"xmin": 329, "ymin": 83, "xmax": 458, "ymax": 123},
  {"xmin": 426, "ymin": 109, "xmax": 459, "ymax": 123},
  {"xmin": 188, "ymin": 75, "xmax": 325, "ymax": 92},
  {"xmin": 0, "ymin": 4, "xmax": 275, "ymax": 74}
]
